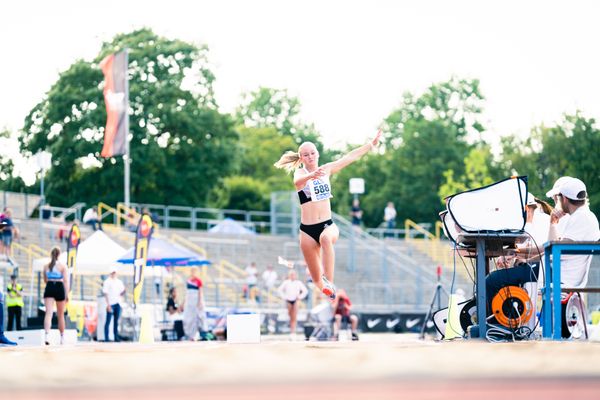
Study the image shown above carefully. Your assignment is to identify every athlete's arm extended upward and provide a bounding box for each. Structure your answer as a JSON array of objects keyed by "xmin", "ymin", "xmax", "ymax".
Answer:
[{"xmin": 324, "ymin": 130, "xmax": 381, "ymax": 175}]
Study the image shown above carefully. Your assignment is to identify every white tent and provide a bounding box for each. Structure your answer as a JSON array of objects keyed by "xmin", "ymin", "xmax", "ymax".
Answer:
[
  {"xmin": 208, "ymin": 218, "xmax": 256, "ymax": 235},
  {"xmin": 32, "ymin": 230, "xmax": 129, "ymax": 275}
]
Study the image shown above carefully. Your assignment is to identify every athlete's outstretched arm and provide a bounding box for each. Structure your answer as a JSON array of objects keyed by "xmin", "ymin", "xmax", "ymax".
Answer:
[{"xmin": 325, "ymin": 130, "xmax": 381, "ymax": 174}]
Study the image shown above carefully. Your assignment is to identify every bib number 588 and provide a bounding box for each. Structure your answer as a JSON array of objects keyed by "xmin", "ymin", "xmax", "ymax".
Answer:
[{"xmin": 314, "ymin": 184, "xmax": 329, "ymax": 195}]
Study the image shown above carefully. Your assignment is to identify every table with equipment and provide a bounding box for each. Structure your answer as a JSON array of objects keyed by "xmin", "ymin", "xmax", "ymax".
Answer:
[{"xmin": 457, "ymin": 232, "xmax": 529, "ymax": 339}]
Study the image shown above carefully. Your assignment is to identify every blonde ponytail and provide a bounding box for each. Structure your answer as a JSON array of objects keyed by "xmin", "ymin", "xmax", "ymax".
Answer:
[{"xmin": 274, "ymin": 151, "xmax": 302, "ymax": 173}]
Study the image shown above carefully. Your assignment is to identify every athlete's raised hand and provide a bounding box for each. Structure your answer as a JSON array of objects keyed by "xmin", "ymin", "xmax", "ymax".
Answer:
[
  {"xmin": 311, "ymin": 167, "xmax": 326, "ymax": 179},
  {"xmin": 370, "ymin": 129, "xmax": 382, "ymax": 147}
]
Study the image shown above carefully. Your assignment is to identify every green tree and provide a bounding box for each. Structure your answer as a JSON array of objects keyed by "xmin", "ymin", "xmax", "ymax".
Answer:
[
  {"xmin": 236, "ymin": 88, "xmax": 300, "ymax": 136},
  {"xmin": 382, "ymin": 77, "xmax": 485, "ymax": 149},
  {"xmin": 0, "ymin": 129, "xmax": 14, "ymax": 183},
  {"xmin": 0, "ymin": 129, "xmax": 32, "ymax": 191},
  {"xmin": 234, "ymin": 87, "xmax": 333, "ymax": 161},
  {"xmin": 438, "ymin": 145, "xmax": 498, "ymax": 201},
  {"xmin": 18, "ymin": 28, "xmax": 238, "ymax": 207},
  {"xmin": 208, "ymin": 175, "xmax": 269, "ymax": 211},
  {"xmin": 499, "ymin": 112, "xmax": 600, "ymax": 215},
  {"xmin": 330, "ymin": 146, "xmax": 391, "ymax": 228},
  {"xmin": 236, "ymin": 126, "xmax": 297, "ymax": 191},
  {"xmin": 371, "ymin": 77, "xmax": 486, "ymax": 225},
  {"xmin": 209, "ymin": 125, "xmax": 300, "ymax": 212}
]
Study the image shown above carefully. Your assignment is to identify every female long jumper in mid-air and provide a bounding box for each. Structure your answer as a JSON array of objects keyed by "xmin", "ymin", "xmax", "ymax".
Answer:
[{"xmin": 274, "ymin": 130, "xmax": 382, "ymax": 300}]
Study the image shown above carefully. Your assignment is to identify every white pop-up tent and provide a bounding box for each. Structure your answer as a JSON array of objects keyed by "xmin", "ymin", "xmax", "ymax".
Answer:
[
  {"xmin": 32, "ymin": 230, "xmax": 129, "ymax": 275},
  {"xmin": 208, "ymin": 218, "xmax": 256, "ymax": 235}
]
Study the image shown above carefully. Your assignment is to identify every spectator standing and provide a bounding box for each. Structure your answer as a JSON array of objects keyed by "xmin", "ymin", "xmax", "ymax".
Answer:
[
  {"xmin": 6, "ymin": 274, "xmax": 24, "ymax": 331},
  {"xmin": 350, "ymin": 198, "xmax": 363, "ymax": 227},
  {"xmin": 0, "ymin": 208, "xmax": 15, "ymax": 257},
  {"xmin": 102, "ymin": 267, "xmax": 125, "ymax": 342},
  {"xmin": 183, "ymin": 267, "xmax": 209, "ymax": 340},
  {"xmin": 0, "ymin": 209, "xmax": 6, "ymax": 256},
  {"xmin": 262, "ymin": 264, "xmax": 278, "ymax": 291},
  {"xmin": 277, "ymin": 269, "xmax": 308, "ymax": 339},
  {"xmin": 383, "ymin": 202, "xmax": 397, "ymax": 236},
  {"xmin": 0, "ymin": 278, "xmax": 17, "ymax": 345},
  {"xmin": 262, "ymin": 264, "xmax": 278, "ymax": 304},
  {"xmin": 245, "ymin": 262, "xmax": 260, "ymax": 303}
]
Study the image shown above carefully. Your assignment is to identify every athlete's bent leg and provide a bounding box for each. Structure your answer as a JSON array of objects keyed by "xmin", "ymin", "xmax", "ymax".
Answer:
[
  {"xmin": 300, "ymin": 232, "xmax": 325, "ymax": 290},
  {"xmin": 319, "ymin": 224, "xmax": 339, "ymax": 283}
]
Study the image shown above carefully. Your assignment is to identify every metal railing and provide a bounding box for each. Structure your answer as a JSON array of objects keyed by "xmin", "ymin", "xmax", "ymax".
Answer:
[
  {"xmin": 404, "ymin": 219, "xmax": 456, "ymax": 273},
  {"xmin": 95, "ymin": 198, "xmax": 447, "ymax": 242},
  {"xmin": 125, "ymin": 202, "xmax": 274, "ymax": 233},
  {"xmin": 365, "ymin": 227, "xmax": 407, "ymax": 239},
  {"xmin": 39, "ymin": 204, "xmax": 81, "ymax": 222},
  {"xmin": 97, "ymin": 202, "xmax": 142, "ymax": 230}
]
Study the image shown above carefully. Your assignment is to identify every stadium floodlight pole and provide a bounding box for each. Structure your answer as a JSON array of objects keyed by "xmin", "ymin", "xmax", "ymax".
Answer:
[{"xmin": 123, "ymin": 48, "xmax": 130, "ymax": 208}]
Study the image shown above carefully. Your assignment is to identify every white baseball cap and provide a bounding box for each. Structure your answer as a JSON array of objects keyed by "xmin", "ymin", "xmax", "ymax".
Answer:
[
  {"xmin": 559, "ymin": 177, "xmax": 587, "ymax": 201},
  {"xmin": 526, "ymin": 192, "xmax": 537, "ymax": 206},
  {"xmin": 545, "ymin": 176, "xmax": 573, "ymax": 198}
]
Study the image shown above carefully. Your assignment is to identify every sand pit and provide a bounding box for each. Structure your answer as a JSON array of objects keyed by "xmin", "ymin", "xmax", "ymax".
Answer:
[{"xmin": 1, "ymin": 334, "xmax": 600, "ymax": 399}]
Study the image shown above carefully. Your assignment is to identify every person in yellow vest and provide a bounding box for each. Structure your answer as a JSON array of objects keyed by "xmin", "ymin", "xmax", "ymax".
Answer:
[{"xmin": 6, "ymin": 274, "xmax": 24, "ymax": 331}]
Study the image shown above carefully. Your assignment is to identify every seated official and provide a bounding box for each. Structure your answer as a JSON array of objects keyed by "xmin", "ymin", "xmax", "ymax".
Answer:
[
  {"xmin": 486, "ymin": 179, "xmax": 600, "ymax": 315},
  {"xmin": 486, "ymin": 193, "xmax": 548, "ymax": 308},
  {"xmin": 332, "ymin": 289, "xmax": 359, "ymax": 341}
]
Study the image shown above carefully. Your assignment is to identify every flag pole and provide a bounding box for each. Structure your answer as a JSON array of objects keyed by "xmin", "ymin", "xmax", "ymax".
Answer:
[{"xmin": 124, "ymin": 48, "xmax": 130, "ymax": 208}]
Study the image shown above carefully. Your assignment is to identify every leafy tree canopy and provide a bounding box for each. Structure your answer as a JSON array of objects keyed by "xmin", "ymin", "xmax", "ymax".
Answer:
[
  {"xmin": 352, "ymin": 77, "xmax": 488, "ymax": 225},
  {"xmin": 208, "ymin": 175, "xmax": 269, "ymax": 211},
  {"xmin": 500, "ymin": 112, "xmax": 600, "ymax": 215},
  {"xmin": 18, "ymin": 28, "xmax": 239, "ymax": 207},
  {"xmin": 234, "ymin": 87, "xmax": 333, "ymax": 160}
]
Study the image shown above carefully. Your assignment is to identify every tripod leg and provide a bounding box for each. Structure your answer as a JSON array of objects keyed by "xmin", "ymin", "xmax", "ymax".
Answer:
[{"xmin": 420, "ymin": 284, "xmax": 441, "ymax": 340}]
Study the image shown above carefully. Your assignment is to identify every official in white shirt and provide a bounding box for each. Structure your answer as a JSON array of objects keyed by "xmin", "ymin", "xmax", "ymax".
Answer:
[
  {"xmin": 486, "ymin": 178, "xmax": 599, "ymax": 320},
  {"xmin": 548, "ymin": 177, "xmax": 600, "ymax": 288},
  {"xmin": 103, "ymin": 267, "xmax": 125, "ymax": 342},
  {"xmin": 277, "ymin": 269, "xmax": 308, "ymax": 339}
]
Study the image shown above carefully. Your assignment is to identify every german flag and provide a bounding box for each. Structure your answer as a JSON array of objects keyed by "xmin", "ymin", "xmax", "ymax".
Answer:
[{"xmin": 100, "ymin": 50, "xmax": 128, "ymax": 157}]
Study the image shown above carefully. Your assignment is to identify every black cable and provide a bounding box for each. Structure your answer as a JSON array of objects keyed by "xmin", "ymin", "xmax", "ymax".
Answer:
[
  {"xmin": 486, "ymin": 229, "xmax": 547, "ymax": 341},
  {"xmin": 519, "ymin": 229, "xmax": 545, "ymax": 336},
  {"xmin": 456, "ymin": 248, "xmax": 475, "ymax": 283},
  {"xmin": 444, "ymin": 243, "xmax": 463, "ymax": 338}
]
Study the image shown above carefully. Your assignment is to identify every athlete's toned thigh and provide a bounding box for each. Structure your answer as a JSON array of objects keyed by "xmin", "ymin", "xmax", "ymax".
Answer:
[
  {"xmin": 299, "ymin": 231, "xmax": 322, "ymax": 274},
  {"xmin": 300, "ymin": 230, "xmax": 320, "ymax": 252},
  {"xmin": 319, "ymin": 223, "xmax": 339, "ymax": 244}
]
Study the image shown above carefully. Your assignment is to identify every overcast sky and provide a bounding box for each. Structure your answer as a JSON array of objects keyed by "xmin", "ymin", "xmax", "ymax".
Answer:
[{"xmin": 1, "ymin": 0, "xmax": 599, "ymax": 172}]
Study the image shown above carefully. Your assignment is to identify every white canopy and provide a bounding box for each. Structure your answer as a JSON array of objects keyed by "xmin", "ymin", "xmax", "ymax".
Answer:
[
  {"xmin": 33, "ymin": 230, "xmax": 128, "ymax": 275},
  {"xmin": 208, "ymin": 218, "xmax": 256, "ymax": 235}
]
